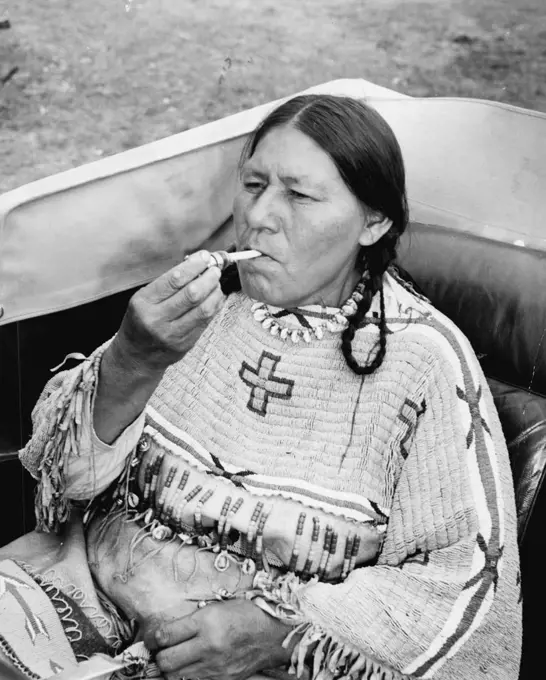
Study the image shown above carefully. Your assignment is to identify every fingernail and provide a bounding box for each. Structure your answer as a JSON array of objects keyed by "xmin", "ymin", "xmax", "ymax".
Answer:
[
  {"xmin": 212, "ymin": 267, "xmax": 222, "ymax": 279},
  {"xmin": 200, "ymin": 250, "xmax": 211, "ymax": 263},
  {"xmin": 156, "ymin": 629, "xmax": 167, "ymax": 645}
]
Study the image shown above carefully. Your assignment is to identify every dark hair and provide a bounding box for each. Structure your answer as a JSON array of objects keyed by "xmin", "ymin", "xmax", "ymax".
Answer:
[{"xmin": 223, "ymin": 94, "xmax": 410, "ymax": 376}]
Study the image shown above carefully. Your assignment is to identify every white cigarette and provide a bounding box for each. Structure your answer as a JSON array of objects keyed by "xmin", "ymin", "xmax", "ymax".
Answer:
[
  {"xmin": 206, "ymin": 249, "xmax": 262, "ymax": 270},
  {"xmin": 227, "ymin": 250, "xmax": 262, "ymax": 263}
]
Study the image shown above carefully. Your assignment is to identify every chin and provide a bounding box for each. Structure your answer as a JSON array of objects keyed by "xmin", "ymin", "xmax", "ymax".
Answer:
[
  {"xmin": 244, "ymin": 289, "xmax": 300, "ymax": 309},
  {"xmin": 241, "ymin": 276, "xmax": 284, "ymax": 307}
]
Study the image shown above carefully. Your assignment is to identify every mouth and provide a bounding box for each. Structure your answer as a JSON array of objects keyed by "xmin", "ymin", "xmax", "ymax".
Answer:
[{"xmin": 239, "ymin": 245, "xmax": 272, "ymax": 261}]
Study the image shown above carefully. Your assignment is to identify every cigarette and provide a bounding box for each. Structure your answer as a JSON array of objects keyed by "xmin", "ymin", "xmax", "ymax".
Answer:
[{"xmin": 207, "ymin": 250, "xmax": 262, "ymax": 270}]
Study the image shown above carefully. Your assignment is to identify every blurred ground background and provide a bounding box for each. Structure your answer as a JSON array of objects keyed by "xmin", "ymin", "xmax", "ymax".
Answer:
[{"xmin": 1, "ymin": 0, "xmax": 545, "ymax": 193}]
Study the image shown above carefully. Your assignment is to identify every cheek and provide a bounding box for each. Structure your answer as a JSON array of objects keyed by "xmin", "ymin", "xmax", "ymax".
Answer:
[
  {"xmin": 288, "ymin": 215, "xmax": 342, "ymax": 264},
  {"xmin": 239, "ymin": 269, "xmax": 267, "ymax": 301},
  {"xmin": 311, "ymin": 210, "xmax": 363, "ymax": 255},
  {"xmin": 233, "ymin": 192, "xmax": 249, "ymax": 232}
]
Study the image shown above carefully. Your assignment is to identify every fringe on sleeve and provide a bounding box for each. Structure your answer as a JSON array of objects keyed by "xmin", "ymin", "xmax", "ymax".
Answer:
[
  {"xmin": 19, "ymin": 339, "xmax": 113, "ymax": 533},
  {"xmin": 250, "ymin": 571, "xmax": 410, "ymax": 680}
]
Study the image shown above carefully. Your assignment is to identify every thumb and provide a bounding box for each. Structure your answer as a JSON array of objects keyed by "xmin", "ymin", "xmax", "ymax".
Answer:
[{"xmin": 141, "ymin": 619, "xmax": 163, "ymax": 651}]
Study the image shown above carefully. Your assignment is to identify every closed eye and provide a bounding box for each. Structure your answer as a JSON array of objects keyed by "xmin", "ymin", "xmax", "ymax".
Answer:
[
  {"xmin": 288, "ymin": 189, "xmax": 312, "ymax": 200},
  {"xmin": 243, "ymin": 180, "xmax": 265, "ymax": 193}
]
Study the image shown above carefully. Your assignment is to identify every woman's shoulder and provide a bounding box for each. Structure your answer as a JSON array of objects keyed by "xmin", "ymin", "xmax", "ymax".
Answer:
[{"xmin": 377, "ymin": 270, "xmax": 482, "ymax": 379}]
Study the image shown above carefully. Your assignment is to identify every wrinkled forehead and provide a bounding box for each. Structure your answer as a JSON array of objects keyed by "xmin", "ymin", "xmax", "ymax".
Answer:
[{"xmin": 243, "ymin": 124, "xmax": 343, "ymax": 188}]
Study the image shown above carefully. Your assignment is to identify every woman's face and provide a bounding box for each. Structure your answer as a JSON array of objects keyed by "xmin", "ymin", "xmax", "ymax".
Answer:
[{"xmin": 233, "ymin": 125, "xmax": 368, "ymax": 308}]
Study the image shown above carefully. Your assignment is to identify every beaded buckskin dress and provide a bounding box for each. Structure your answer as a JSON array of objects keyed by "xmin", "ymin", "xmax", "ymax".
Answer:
[{"xmin": 0, "ymin": 271, "xmax": 521, "ymax": 680}]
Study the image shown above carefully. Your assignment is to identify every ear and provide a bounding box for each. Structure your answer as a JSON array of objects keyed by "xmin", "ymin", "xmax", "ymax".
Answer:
[{"xmin": 358, "ymin": 215, "xmax": 393, "ymax": 247}]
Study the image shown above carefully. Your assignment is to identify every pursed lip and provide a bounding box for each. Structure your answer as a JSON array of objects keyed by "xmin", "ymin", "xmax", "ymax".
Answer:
[{"xmin": 239, "ymin": 245, "xmax": 274, "ymax": 261}]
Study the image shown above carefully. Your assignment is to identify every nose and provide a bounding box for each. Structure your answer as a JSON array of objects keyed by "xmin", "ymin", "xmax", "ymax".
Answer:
[{"xmin": 245, "ymin": 186, "xmax": 281, "ymax": 233}]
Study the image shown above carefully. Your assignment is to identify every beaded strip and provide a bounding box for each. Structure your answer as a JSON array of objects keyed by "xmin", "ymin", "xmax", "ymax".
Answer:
[
  {"xmin": 254, "ymin": 506, "xmax": 271, "ymax": 572},
  {"xmin": 247, "ymin": 501, "xmax": 264, "ymax": 546},
  {"xmin": 157, "ymin": 465, "xmax": 177, "ymax": 521},
  {"xmin": 206, "ymin": 497, "xmax": 242, "ymax": 553},
  {"xmin": 317, "ymin": 525, "xmax": 333, "ymax": 580},
  {"xmin": 163, "ymin": 470, "xmax": 190, "ymax": 527},
  {"xmin": 159, "ymin": 478, "xmax": 176, "ymax": 524},
  {"xmin": 220, "ymin": 497, "xmax": 244, "ymax": 550},
  {"xmin": 322, "ymin": 529, "xmax": 338, "ymax": 577},
  {"xmin": 225, "ymin": 497, "xmax": 245, "ymax": 540},
  {"xmin": 341, "ymin": 534, "xmax": 355, "ymax": 579},
  {"xmin": 194, "ymin": 489, "xmax": 214, "ymax": 535},
  {"xmin": 242, "ymin": 501, "xmax": 264, "ymax": 575},
  {"xmin": 141, "ymin": 460, "xmax": 155, "ymax": 505},
  {"xmin": 149, "ymin": 453, "xmax": 164, "ymax": 506},
  {"xmin": 348, "ymin": 535, "xmax": 361, "ymax": 574},
  {"xmin": 142, "ymin": 452, "xmax": 164, "ymax": 505},
  {"xmin": 173, "ymin": 485, "xmax": 202, "ymax": 534},
  {"xmin": 302, "ymin": 516, "xmax": 321, "ymax": 578},
  {"xmin": 288, "ymin": 512, "xmax": 307, "ymax": 573},
  {"xmin": 217, "ymin": 497, "xmax": 233, "ymax": 542},
  {"xmin": 214, "ymin": 496, "xmax": 233, "ymax": 571}
]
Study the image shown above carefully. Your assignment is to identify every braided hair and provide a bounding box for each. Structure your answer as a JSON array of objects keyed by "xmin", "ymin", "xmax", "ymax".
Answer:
[{"xmin": 225, "ymin": 94, "xmax": 410, "ymax": 377}]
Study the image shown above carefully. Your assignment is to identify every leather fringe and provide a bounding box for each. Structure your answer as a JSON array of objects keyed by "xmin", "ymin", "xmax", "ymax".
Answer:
[
  {"xmin": 251, "ymin": 570, "xmax": 412, "ymax": 680},
  {"xmin": 33, "ymin": 340, "xmax": 112, "ymax": 533}
]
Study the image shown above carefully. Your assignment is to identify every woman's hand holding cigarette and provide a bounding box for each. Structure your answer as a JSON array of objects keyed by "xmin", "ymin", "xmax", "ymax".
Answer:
[
  {"xmin": 93, "ymin": 250, "xmax": 225, "ymax": 444},
  {"xmin": 114, "ymin": 250, "xmax": 226, "ymax": 373}
]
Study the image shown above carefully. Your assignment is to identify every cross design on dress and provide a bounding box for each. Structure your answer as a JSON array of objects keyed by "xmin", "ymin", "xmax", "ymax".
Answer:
[
  {"xmin": 456, "ymin": 383, "xmax": 492, "ymax": 448},
  {"xmin": 397, "ymin": 397, "xmax": 427, "ymax": 459},
  {"xmin": 272, "ymin": 308, "xmax": 314, "ymax": 328},
  {"xmin": 207, "ymin": 453, "xmax": 255, "ymax": 489},
  {"xmin": 463, "ymin": 533, "xmax": 504, "ymax": 593},
  {"xmin": 239, "ymin": 351, "xmax": 295, "ymax": 417}
]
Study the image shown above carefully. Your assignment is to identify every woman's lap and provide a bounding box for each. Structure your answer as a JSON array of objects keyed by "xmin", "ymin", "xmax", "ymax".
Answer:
[{"xmin": 0, "ymin": 512, "xmax": 134, "ymax": 675}]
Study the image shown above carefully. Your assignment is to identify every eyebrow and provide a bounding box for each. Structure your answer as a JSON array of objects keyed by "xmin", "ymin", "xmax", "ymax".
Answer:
[{"xmin": 242, "ymin": 166, "xmax": 328, "ymax": 191}]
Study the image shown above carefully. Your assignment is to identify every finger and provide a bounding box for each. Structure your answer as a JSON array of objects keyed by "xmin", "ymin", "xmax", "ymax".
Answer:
[
  {"xmin": 142, "ymin": 624, "xmax": 162, "ymax": 652},
  {"xmin": 156, "ymin": 638, "xmax": 204, "ymax": 674},
  {"xmin": 148, "ymin": 250, "xmax": 212, "ymax": 303},
  {"xmin": 155, "ymin": 615, "xmax": 200, "ymax": 649},
  {"xmin": 164, "ymin": 267, "xmax": 223, "ymax": 319},
  {"xmin": 166, "ymin": 282, "xmax": 225, "ymax": 324}
]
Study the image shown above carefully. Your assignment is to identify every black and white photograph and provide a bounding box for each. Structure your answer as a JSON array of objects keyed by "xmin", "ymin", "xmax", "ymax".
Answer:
[{"xmin": 0, "ymin": 2, "xmax": 544, "ymax": 679}]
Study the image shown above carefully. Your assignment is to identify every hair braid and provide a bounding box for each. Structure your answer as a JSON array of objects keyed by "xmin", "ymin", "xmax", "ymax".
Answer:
[{"xmin": 341, "ymin": 236, "xmax": 396, "ymax": 376}]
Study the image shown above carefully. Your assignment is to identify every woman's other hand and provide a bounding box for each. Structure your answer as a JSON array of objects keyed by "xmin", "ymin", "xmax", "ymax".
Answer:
[
  {"xmin": 146, "ymin": 599, "xmax": 293, "ymax": 680},
  {"xmin": 115, "ymin": 250, "xmax": 225, "ymax": 373}
]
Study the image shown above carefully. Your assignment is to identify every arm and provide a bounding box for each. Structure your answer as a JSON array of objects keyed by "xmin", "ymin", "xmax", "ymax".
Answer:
[
  {"xmin": 253, "ymin": 351, "xmax": 518, "ymax": 679},
  {"xmin": 20, "ymin": 251, "xmax": 225, "ymax": 533},
  {"xmin": 92, "ymin": 336, "xmax": 164, "ymax": 445},
  {"xmin": 18, "ymin": 340, "xmax": 146, "ymax": 531},
  {"xmin": 93, "ymin": 250, "xmax": 223, "ymax": 443}
]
